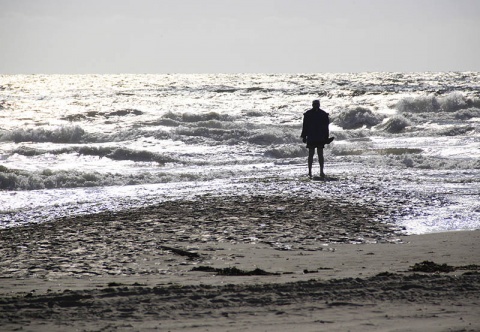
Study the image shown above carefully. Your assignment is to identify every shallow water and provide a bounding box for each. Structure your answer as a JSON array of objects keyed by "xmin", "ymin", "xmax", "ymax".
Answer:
[{"xmin": 1, "ymin": 73, "xmax": 479, "ymax": 233}]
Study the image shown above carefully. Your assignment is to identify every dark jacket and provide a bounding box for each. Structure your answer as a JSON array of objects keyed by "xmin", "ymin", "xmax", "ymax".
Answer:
[{"xmin": 301, "ymin": 108, "xmax": 330, "ymax": 143}]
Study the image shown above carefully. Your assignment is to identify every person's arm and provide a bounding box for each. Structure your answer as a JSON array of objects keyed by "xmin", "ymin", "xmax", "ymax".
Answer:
[
  {"xmin": 301, "ymin": 113, "xmax": 307, "ymax": 142},
  {"xmin": 326, "ymin": 114, "xmax": 330, "ymax": 139}
]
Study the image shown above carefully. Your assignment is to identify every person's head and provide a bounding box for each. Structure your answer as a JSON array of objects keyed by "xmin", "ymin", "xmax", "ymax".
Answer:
[{"xmin": 312, "ymin": 100, "xmax": 320, "ymax": 109}]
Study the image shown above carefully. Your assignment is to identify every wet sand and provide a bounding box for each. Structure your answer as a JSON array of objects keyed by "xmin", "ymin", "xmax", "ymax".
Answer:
[{"xmin": 1, "ymin": 195, "xmax": 479, "ymax": 331}]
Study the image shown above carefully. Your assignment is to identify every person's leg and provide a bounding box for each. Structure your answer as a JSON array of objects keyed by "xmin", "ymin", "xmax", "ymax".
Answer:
[
  {"xmin": 318, "ymin": 148, "xmax": 325, "ymax": 177},
  {"xmin": 308, "ymin": 148, "xmax": 315, "ymax": 177}
]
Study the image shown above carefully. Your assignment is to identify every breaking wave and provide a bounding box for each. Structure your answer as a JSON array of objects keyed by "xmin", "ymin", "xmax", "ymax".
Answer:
[
  {"xmin": 1, "ymin": 122, "xmax": 300, "ymax": 149},
  {"xmin": 62, "ymin": 109, "xmax": 144, "ymax": 122},
  {"xmin": 10, "ymin": 146, "xmax": 177, "ymax": 164},
  {"xmin": 162, "ymin": 111, "xmax": 235, "ymax": 123},
  {"xmin": 399, "ymin": 154, "xmax": 480, "ymax": 170},
  {"xmin": 377, "ymin": 115, "xmax": 412, "ymax": 133},
  {"xmin": 331, "ymin": 147, "xmax": 423, "ymax": 157},
  {"xmin": 0, "ymin": 126, "xmax": 172, "ymax": 144},
  {"xmin": 340, "ymin": 154, "xmax": 480, "ymax": 170},
  {"xmin": 454, "ymin": 108, "xmax": 480, "ymax": 120},
  {"xmin": 396, "ymin": 92, "xmax": 480, "ymax": 114},
  {"xmin": 0, "ymin": 126, "xmax": 85, "ymax": 143},
  {"xmin": 436, "ymin": 125, "xmax": 476, "ymax": 137},
  {"xmin": 264, "ymin": 145, "xmax": 307, "ymax": 158},
  {"xmin": 330, "ymin": 130, "xmax": 371, "ymax": 140},
  {"xmin": 247, "ymin": 128, "xmax": 298, "ymax": 145},
  {"xmin": 91, "ymin": 129, "xmax": 171, "ymax": 143},
  {"xmin": 333, "ymin": 107, "xmax": 384, "ymax": 129},
  {"xmin": 171, "ymin": 126, "xmax": 298, "ymax": 145},
  {"xmin": 0, "ymin": 166, "xmax": 223, "ymax": 191}
]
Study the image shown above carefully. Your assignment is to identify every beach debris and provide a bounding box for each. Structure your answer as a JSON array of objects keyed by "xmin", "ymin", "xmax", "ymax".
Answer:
[
  {"xmin": 410, "ymin": 261, "xmax": 480, "ymax": 273},
  {"xmin": 410, "ymin": 261, "xmax": 455, "ymax": 273},
  {"xmin": 375, "ymin": 271, "xmax": 397, "ymax": 278},
  {"xmin": 303, "ymin": 269, "xmax": 317, "ymax": 274},
  {"xmin": 327, "ymin": 302, "xmax": 365, "ymax": 307},
  {"xmin": 191, "ymin": 266, "xmax": 279, "ymax": 276},
  {"xmin": 456, "ymin": 264, "xmax": 480, "ymax": 271},
  {"xmin": 159, "ymin": 245, "xmax": 201, "ymax": 259},
  {"xmin": 107, "ymin": 282, "xmax": 145, "ymax": 287},
  {"xmin": 303, "ymin": 267, "xmax": 333, "ymax": 274}
]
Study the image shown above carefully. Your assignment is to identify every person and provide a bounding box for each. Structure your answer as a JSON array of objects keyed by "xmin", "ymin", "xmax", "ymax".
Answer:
[{"xmin": 300, "ymin": 100, "xmax": 334, "ymax": 178}]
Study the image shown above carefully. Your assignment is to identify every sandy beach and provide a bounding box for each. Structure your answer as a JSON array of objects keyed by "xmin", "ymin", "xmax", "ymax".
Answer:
[{"xmin": 1, "ymin": 195, "xmax": 479, "ymax": 331}]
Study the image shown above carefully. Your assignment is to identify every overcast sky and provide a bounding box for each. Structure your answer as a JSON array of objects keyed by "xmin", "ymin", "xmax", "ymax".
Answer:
[{"xmin": 1, "ymin": 0, "xmax": 479, "ymax": 74}]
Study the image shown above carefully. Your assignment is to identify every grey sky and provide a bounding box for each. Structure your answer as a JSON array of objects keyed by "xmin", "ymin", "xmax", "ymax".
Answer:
[{"xmin": 1, "ymin": 0, "xmax": 479, "ymax": 74}]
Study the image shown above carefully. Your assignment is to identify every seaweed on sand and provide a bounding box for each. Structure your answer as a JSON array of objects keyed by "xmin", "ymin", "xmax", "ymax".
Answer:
[
  {"xmin": 191, "ymin": 266, "xmax": 279, "ymax": 276},
  {"xmin": 410, "ymin": 261, "xmax": 455, "ymax": 273},
  {"xmin": 410, "ymin": 261, "xmax": 480, "ymax": 273}
]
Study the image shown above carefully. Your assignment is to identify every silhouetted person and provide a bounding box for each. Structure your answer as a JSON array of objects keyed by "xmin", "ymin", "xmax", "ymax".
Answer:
[{"xmin": 301, "ymin": 100, "xmax": 334, "ymax": 178}]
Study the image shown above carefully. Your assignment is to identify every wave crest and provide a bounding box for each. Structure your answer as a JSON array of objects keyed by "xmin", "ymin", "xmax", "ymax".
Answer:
[
  {"xmin": 339, "ymin": 154, "xmax": 480, "ymax": 170},
  {"xmin": 454, "ymin": 108, "xmax": 480, "ymax": 120},
  {"xmin": 377, "ymin": 115, "xmax": 412, "ymax": 133},
  {"xmin": 10, "ymin": 146, "xmax": 177, "ymax": 165},
  {"xmin": 173, "ymin": 124, "xmax": 298, "ymax": 146},
  {"xmin": 396, "ymin": 92, "xmax": 480, "ymax": 113},
  {"xmin": 400, "ymin": 154, "xmax": 480, "ymax": 169},
  {"xmin": 162, "ymin": 111, "xmax": 234, "ymax": 123},
  {"xmin": 264, "ymin": 145, "xmax": 307, "ymax": 158},
  {"xmin": 1, "ymin": 125, "xmax": 85, "ymax": 143},
  {"xmin": 333, "ymin": 107, "xmax": 384, "ymax": 129},
  {"xmin": 0, "ymin": 166, "xmax": 220, "ymax": 191}
]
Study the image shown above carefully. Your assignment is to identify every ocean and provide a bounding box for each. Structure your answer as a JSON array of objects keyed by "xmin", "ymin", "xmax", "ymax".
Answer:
[{"xmin": 1, "ymin": 72, "xmax": 479, "ymax": 234}]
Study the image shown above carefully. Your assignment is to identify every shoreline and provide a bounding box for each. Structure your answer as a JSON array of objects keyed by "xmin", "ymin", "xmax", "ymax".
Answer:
[{"xmin": 1, "ymin": 195, "xmax": 479, "ymax": 331}]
